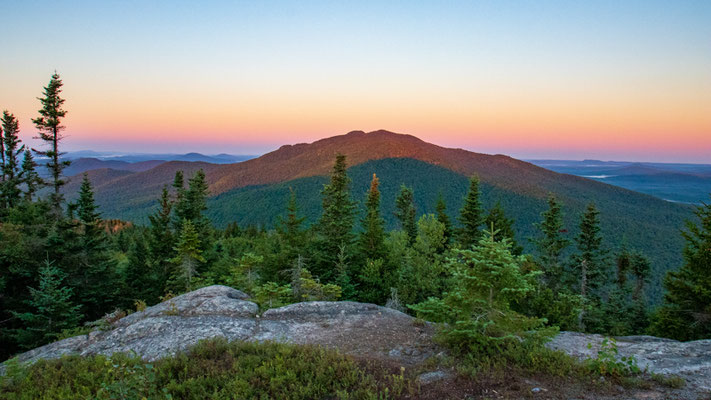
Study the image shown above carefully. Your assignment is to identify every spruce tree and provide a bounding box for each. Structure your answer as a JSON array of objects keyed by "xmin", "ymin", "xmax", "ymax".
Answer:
[
  {"xmin": 651, "ymin": 199, "xmax": 711, "ymax": 340},
  {"xmin": 1, "ymin": 111, "xmax": 24, "ymax": 208},
  {"xmin": 277, "ymin": 188, "xmax": 306, "ymax": 249},
  {"xmin": 360, "ymin": 174, "xmax": 387, "ymax": 261},
  {"xmin": 72, "ymin": 174, "xmax": 119, "ymax": 319},
  {"xmin": 148, "ymin": 186, "xmax": 175, "ymax": 292},
  {"xmin": 11, "ymin": 260, "xmax": 81, "ymax": 349},
  {"xmin": 314, "ymin": 154, "xmax": 356, "ymax": 280},
  {"xmin": 20, "ymin": 150, "xmax": 42, "ymax": 201},
  {"xmin": 458, "ymin": 175, "xmax": 483, "ymax": 248},
  {"xmin": 532, "ymin": 194, "xmax": 570, "ymax": 289},
  {"xmin": 395, "ymin": 184, "xmax": 417, "ymax": 244},
  {"xmin": 170, "ymin": 219, "xmax": 205, "ymax": 292},
  {"xmin": 172, "ymin": 170, "xmax": 188, "ymax": 230},
  {"xmin": 32, "ymin": 73, "xmax": 68, "ymax": 213},
  {"xmin": 569, "ymin": 202, "xmax": 608, "ymax": 331},
  {"xmin": 484, "ymin": 202, "xmax": 522, "ymax": 255},
  {"xmin": 435, "ymin": 193, "xmax": 452, "ymax": 245}
]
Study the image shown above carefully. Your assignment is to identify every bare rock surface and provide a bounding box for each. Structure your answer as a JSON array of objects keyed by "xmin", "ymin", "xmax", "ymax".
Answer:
[
  {"xmin": 547, "ymin": 331, "xmax": 711, "ymax": 393},
  {"xmin": 7, "ymin": 285, "xmax": 436, "ymax": 366},
  {"xmin": 4, "ymin": 285, "xmax": 711, "ymax": 398}
]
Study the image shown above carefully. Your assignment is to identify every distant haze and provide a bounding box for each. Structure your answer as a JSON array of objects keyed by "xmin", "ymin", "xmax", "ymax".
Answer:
[{"xmin": 1, "ymin": 1, "xmax": 709, "ymax": 162}]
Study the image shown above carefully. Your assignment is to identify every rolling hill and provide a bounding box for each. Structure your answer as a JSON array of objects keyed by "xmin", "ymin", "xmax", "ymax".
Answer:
[{"xmin": 61, "ymin": 130, "xmax": 695, "ymax": 301}]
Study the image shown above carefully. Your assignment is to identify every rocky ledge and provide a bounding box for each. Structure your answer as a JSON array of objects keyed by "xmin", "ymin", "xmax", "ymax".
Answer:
[{"xmin": 4, "ymin": 285, "xmax": 710, "ymax": 395}]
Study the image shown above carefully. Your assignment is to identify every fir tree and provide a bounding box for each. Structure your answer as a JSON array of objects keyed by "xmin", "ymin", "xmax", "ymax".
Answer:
[
  {"xmin": 360, "ymin": 174, "xmax": 387, "ymax": 261},
  {"xmin": 172, "ymin": 170, "xmax": 187, "ymax": 230},
  {"xmin": 314, "ymin": 154, "xmax": 356, "ymax": 280},
  {"xmin": 569, "ymin": 202, "xmax": 608, "ymax": 331},
  {"xmin": 72, "ymin": 175, "xmax": 119, "ymax": 319},
  {"xmin": 170, "ymin": 219, "xmax": 205, "ymax": 292},
  {"xmin": 11, "ymin": 259, "xmax": 81, "ymax": 349},
  {"xmin": 148, "ymin": 186, "xmax": 175, "ymax": 292},
  {"xmin": 20, "ymin": 150, "xmax": 42, "ymax": 201},
  {"xmin": 458, "ymin": 175, "xmax": 483, "ymax": 248},
  {"xmin": 122, "ymin": 234, "xmax": 158, "ymax": 305},
  {"xmin": 32, "ymin": 73, "xmax": 68, "ymax": 213},
  {"xmin": 1, "ymin": 111, "xmax": 24, "ymax": 208},
  {"xmin": 277, "ymin": 187, "xmax": 306, "ymax": 249},
  {"xmin": 484, "ymin": 202, "xmax": 522, "ymax": 255},
  {"xmin": 394, "ymin": 184, "xmax": 417, "ymax": 244},
  {"xmin": 435, "ymin": 193, "xmax": 452, "ymax": 245},
  {"xmin": 334, "ymin": 245, "xmax": 357, "ymax": 300},
  {"xmin": 532, "ymin": 195, "xmax": 570, "ymax": 289},
  {"xmin": 651, "ymin": 199, "xmax": 711, "ymax": 340}
]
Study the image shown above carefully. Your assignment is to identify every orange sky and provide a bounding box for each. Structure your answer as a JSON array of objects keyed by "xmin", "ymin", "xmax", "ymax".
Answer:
[{"xmin": 1, "ymin": 1, "xmax": 710, "ymax": 162}]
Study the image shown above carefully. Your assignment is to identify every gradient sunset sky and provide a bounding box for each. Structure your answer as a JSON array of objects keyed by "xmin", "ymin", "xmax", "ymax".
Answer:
[{"xmin": 1, "ymin": 1, "xmax": 710, "ymax": 162}]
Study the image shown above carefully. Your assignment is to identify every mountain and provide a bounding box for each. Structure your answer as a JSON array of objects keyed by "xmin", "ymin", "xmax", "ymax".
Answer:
[
  {"xmin": 63, "ymin": 158, "xmax": 166, "ymax": 177},
  {"xmin": 63, "ymin": 130, "xmax": 694, "ymax": 302},
  {"xmin": 529, "ymin": 159, "xmax": 711, "ymax": 204}
]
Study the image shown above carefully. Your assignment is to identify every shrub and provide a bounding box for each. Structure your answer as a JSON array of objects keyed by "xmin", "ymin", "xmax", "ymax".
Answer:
[{"xmin": 586, "ymin": 338, "xmax": 640, "ymax": 377}]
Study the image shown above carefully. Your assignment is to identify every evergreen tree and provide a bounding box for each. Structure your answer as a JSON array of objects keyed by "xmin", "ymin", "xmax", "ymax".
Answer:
[
  {"xmin": 32, "ymin": 73, "xmax": 68, "ymax": 213},
  {"xmin": 20, "ymin": 150, "xmax": 42, "ymax": 201},
  {"xmin": 170, "ymin": 219, "xmax": 205, "ymax": 292},
  {"xmin": 484, "ymin": 202, "xmax": 522, "ymax": 255},
  {"xmin": 458, "ymin": 175, "xmax": 483, "ymax": 248},
  {"xmin": 172, "ymin": 170, "xmax": 188, "ymax": 230},
  {"xmin": 314, "ymin": 154, "xmax": 356, "ymax": 280},
  {"xmin": 569, "ymin": 202, "xmax": 608, "ymax": 331},
  {"xmin": 1, "ymin": 111, "xmax": 24, "ymax": 208},
  {"xmin": 122, "ymin": 234, "xmax": 158, "ymax": 305},
  {"xmin": 651, "ymin": 199, "xmax": 711, "ymax": 340},
  {"xmin": 334, "ymin": 245, "xmax": 357, "ymax": 300},
  {"xmin": 395, "ymin": 184, "xmax": 417, "ymax": 244},
  {"xmin": 11, "ymin": 260, "xmax": 81, "ymax": 349},
  {"xmin": 71, "ymin": 175, "xmax": 119, "ymax": 319},
  {"xmin": 277, "ymin": 187, "xmax": 306, "ymax": 249},
  {"xmin": 435, "ymin": 193, "xmax": 452, "ymax": 245},
  {"xmin": 532, "ymin": 195, "xmax": 570, "ymax": 289},
  {"xmin": 360, "ymin": 174, "xmax": 387, "ymax": 261},
  {"xmin": 186, "ymin": 169, "xmax": 209, "ymax": 223},
  {"xmin": 148, "ymin": 186, "xmax": 175, "ymax": 292}
]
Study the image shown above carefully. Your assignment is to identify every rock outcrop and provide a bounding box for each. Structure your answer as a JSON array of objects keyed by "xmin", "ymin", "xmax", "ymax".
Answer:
[
  {"xmin": 9, "ymin": 285, "xmax": 436, "ymax": 367},
  {"xmin": 547, "ymin": 331, "xmax": 711, "ymax": 393},
  {"xmin": 5, "ymin": 285, "xmax": 710, "ymax": 396}
]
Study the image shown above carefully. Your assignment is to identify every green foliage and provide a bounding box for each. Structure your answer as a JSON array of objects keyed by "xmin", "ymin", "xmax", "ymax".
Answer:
[
  {"xmin": 314, "ymin": 154, "xmax": 356, "ymax": 280},
  {"xmin": 435, "ymin": 192, "xmax": 453, "ymax": 244},
  {"xmin": 484, "ymin": 201, "xmax": 522, "ymax": 255},
  {"xmin": 252, "ymin": 282, "xmax": 293, "ymax": 310},
  {"xmin": 411, "ymin": 228, "xmax": 554, "ymax": 353},
  {"xmin": 531, "ymin": 194, "xmax": 570, "ymax": 290},
  {"xmin": 169, "ymin": 219, "xmax": 205, "ymax": 292},
  {"xmin": 11, "ymin": 260, "xmax": 82, "ymax": 349},
  {"xmin": 360, "ymin": 173, "xmax": 387, "ymax": 261},
  {"xmin": 395, "ymin": 184, "xmax": 417, "ymax": 244},
  {"xmin": 585, "ymin": 338, "xmax": 640, "ymax": 377},
  {"xmin": 32, "ymin": 73, "xmax": 68, "ymax": 213},
  {"xmin": 457, "ymin": 175, "xmax": 483, "ymax": 249},
  {"xmin": 228, "ymin": 252, "xmax": 263, "ymax": 292},
  {"xmin": 1, "ymin": 111, "xmax": 25, "ymax": 209},
  {"xmin": 651, "ymin": 198, "xmax": 711, "ymax": 340},
  {"xmin": 1, "ymin": 339, "xmax": 413, "ymax": 399}
]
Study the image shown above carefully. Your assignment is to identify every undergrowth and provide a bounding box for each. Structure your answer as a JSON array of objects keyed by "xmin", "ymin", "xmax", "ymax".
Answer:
[{"xmin": 0, "ymin": 338, "xmax": 415, "ymax": 400}]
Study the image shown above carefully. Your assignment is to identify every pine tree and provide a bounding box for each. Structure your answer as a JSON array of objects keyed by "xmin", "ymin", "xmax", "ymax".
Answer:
[
  {"xmin": 11, "ymin": 259, "xmax": 81, "ymax": 349},
  {"xmin": 484, "ymin": 202, "xmax": 522, "ymax": 255},
  {"xmin": 32, "ymin": 73, "xmax": 68, "ymax": 213},
  {"xmin": 186, "ymin": 169, "xmax": 209, "ymax": 222},
  {"xmin": 334, "ymin": 245, "xmax": 357, "ymax": 300},
  {"xmin": 651, "ymin": 199, "xmax": 711, "ymax": 340},
  {"xmin": 170, "ymin": 219, "xmax": 205, "ymax": 292},
  {"xmin": 360, "ymin": 174, "xmax": 387, "ymax": 261},
  {"xmin": 395, "ymin": 184, "xmax": 417, "ymax": 244},
  {"xmin": 569, "ymin": 202, "xmax": 608, "ymax": 331},
  {"xmin": 435, "ymin": 193, "xmax": 452, "ymax": 245},
  {"xmin": 122, "ymin": 234, "xmax": 158, "ymax": 304},
  {"xmin": 458, "ymin": 175, "xmax": 483, "ymax": 248},
  {"xmin": 314, "ymin": 154, "xmax": 356, "ymax": 280},
  {"xmin": 532, "ymin": 195, "xmax": 570, "ymax": 289},
  {"xmin": 20, "ymin": 150, "xmax": 42, "ymax": 201},
  {"xmin": 172, "ymin": 170, "xmax": 188, "ymax": 230}
]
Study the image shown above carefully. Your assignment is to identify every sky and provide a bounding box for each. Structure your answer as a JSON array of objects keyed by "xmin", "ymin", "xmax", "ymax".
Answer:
[{"xmin": 1, "ymin": 1, "xmax": 710, "ymax": 162}]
